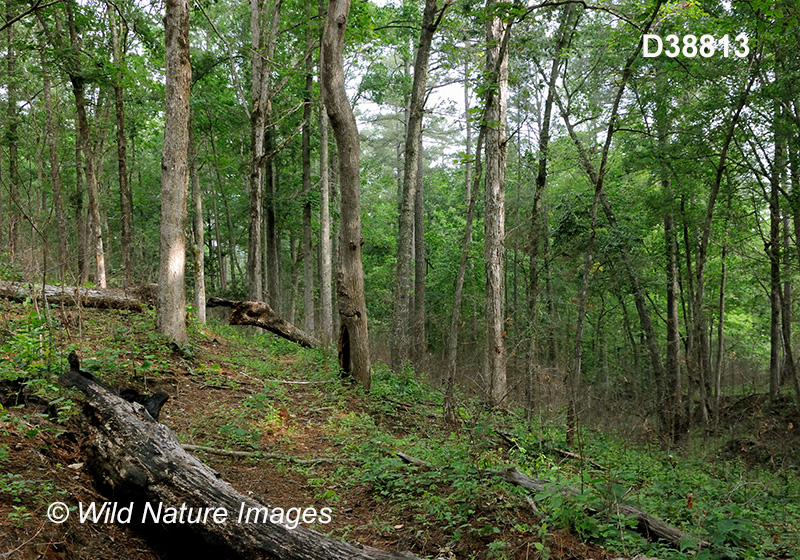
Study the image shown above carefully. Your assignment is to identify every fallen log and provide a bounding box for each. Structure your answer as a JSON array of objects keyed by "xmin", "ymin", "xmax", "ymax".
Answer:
[
  {"xmin": 0, "ymin": 280, "xmax": 156, "ymax": 311},
  {"xmin": 207, "ymin": 297, "xmax": 320, "ymax": 348},
  {"xmin": 397, "ymin": 452, "xmax": 707, "ymax": 550},
  {"xmin": 59, "ymin": 367, "xmax": 421, "ymax": 560}
]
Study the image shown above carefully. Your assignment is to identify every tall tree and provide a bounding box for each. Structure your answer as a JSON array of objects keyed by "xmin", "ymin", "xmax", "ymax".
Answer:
[
  {"xmin": 40, "ymin": 41, "xmax": 67, "ymax": 282},
  {"xmin": 158, "ymin": 0, "xmax": 191, "ymax": 344},
  {"xmin": 301, "ymin": 7, "xmax": 315, "ymax": 335},
  {"xmin": 61, "ymin": 0, "xmax": 106, "ymax": 287},
  {"xmin": 321, "ymin": 0, "xmax": 371, "ymax": 390},
  {"xmin": 247, "ymin": 0, "xmax": 281, "ymax": 302},
  {"xmin": 483, "ymin": 0, "xmax": 509, "ymax": 406},
  {"xmin": 108, "ymin": 3, "xmax": 133, "ymax": 287},
  {"xmin": 390, "ymin": 0, "xmax": 447, "ymax": 371}
]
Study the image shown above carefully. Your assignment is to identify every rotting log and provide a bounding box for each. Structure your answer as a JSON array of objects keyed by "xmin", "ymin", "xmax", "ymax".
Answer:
[
  {"xmin": 59, "ymin": 368, "xmax": 421, "ymax": 560},
  {"xmin": 0, "ymin": 280, "xmax": 156, "ymax": 311},
  {"xmin": 397, "ymin": 452, "xmax": 707, "ymax": 550},
  {"xmin": 207, "ymin": 297, "xmax": 320, "ymax": 348}
]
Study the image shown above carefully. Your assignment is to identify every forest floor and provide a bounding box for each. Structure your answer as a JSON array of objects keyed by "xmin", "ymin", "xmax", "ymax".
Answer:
[{"xmin": 0, "ymin": 300, "xmax": 799, "ymax": 560}]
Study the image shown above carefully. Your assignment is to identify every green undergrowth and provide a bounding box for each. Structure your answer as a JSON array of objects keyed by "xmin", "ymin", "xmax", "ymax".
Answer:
[{"xmin": 2, "ymin": 301, "xmax": 799, "ymax": 559}]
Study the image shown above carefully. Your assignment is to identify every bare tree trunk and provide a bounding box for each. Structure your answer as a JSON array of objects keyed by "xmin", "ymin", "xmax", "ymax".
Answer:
[
  {"xmin": 321, "ymin": 0, "xmax": 371, "ymax": 390},
  {"xmin": 390, "ymin": 0, "xmax": 446, "ymax": 370},
  {"xmin": 41, "ymin": 46, "xmax": 67, "ymax": 283},
  {"xmin": 287, "ymin": 235, "xmax": 299, "ymax": 324},
  {"xmin": 190, "ymin": 120, "xmax": 206, "ymax": 323},
  {"xmin": 302, "ymin": 24, "xmax": 315, "ymax": 334},
  {"xmin": 413, "ymin": 145, "xmax": 426, "ymax": 366},
  {"xmin": 248, "ymin": 0, "xmax": 267, "ymax": 301},
  {"xmin": 265, "ymin": 128, "xmax": 281, "ymax": 309},
  {"xmin": 527, "ymin": 4, "xmax": 574, "ymax": 419},
  {"xmin": 66, "ymin": 0, "xmax": 106, "ymax": 288},
  {"xmin": 5, "ymin": 0, "xmax": 19, "ymax": 262},
  {"xmin": 248, "ymin": 0, "xmax": 281, "ymax": 302},
  {"xmin": 714, "ymin": 240, "xmax": 726, "ymax": 424},
  {"xmin": 484, "ymin": 0, "xmax": 509, "ymax": 407},
  {"xmin": 109, "ymin": 4, "xmax": 133, "ymax": 287},
  {"xmin": 207, "ymin": 129, "xmax": 230, "ymax": 290},
  {"xmin": 74, "ymin": 128, "xmax": 87, "ymax": 285},
  {"xmin": 319, "ymin": 98, "xmax": 334, "ymax": 344},
  {"xmin": 318, "ymin": 0, "xmax": 333, "ymax": 343},
  {"xmin": 665, "ymin": 195, "xmax": 683, "ymax": 438},
  {"xmin": 443, "ymin": 97, "xmax": 483, "ymax": 426},
  {"xmin": 769, "ymin": 125, "xmax": 784, "ymax": 402},
  {"xmin": 158, "ymin": 0, "xmax": 191, "ymax": 344}
]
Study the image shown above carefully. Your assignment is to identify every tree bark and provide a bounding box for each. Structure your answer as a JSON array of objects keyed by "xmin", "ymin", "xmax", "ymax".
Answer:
[
  {"xmin": 0, "ymin": 280, "xmax": 155, "ymax": 310},
  {"xmin": 413, "ymin": 145, "xmax": 426, "ymax": 366},
  {"xmin": 484, "ymin": 0, "xmax": 509, "ymax": 407},
  {"xmin": 66, "ymin": 0, "xmax": 106, "ymax": 288},
  {"xmin": 208, "ymin": 128, "xmax": 229, "ymax": 291},
  {"xmin": 41, "ymin": 44, "xmax": 67, "ymax": 283},
  {"xmin": 302, "ymin": 22, "xmax": 315, "ymax": 335},
  {"xmin": 158, "ymin": 0, "xmax": 191, "ymax": 345},
  {"xmin": 190, "ymin": 119, "xmax": 206, "ymax": 323},
  {"xmin": 390, "ymin": 0, "xmax": 445, "ymax": 370},
  {"xmin": 322, "ymin": 0, "xmax": 371, "ymax": 390},
  {"xmin": 59, "ymin": 370, "xmax": 420, "ymax": 560},
  {"xmin": 769, "ymin": 125, "xmax": 783, "ymax": 401},
  {"xmin": 5, "ymin": 0, "xmax": 19, "ymax": 261},
  {"xmin": 109, "ymin": 3, "xmax": 133, "ymax": 287},
  {"xmin": 319, "ymin": 98, "xmax": 334, "ymax": 344},
  {"xmin": 208, "ymin": 297, "xmax": 320, "ymax": 348},
  {"xmin": 443, "ymin": 105, "xmax": 483, "ymax": 426}
]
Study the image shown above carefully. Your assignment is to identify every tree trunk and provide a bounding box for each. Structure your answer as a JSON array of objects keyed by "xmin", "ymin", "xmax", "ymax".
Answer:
[
  {"xmin": 484, "ymin": 0, "xmax": 509, "ymax": 407},
  {"xmin": 208, "ymin": 297, "xmax": 320, "ymax": 348},
  {"xmin": 302, "ymin": 25, "xmax": 315, "ymax": 335},
  {"xmin": 444, "ymin": 113, "xmax": 483, "ymax": 426},
  {"xmin": 0, "ymin": 280, "xmax": 156, "ymax": 310},
  {"xmin": 60, "ymin": 369, "xmax": 420, "ymax": 560},
  {"xmin": 41, "ymin": 46, "xmax": 68, "ymax": 283},
  {"xmin": 321, "ymin": 0, "xmax": 371, "ymax": 390},
  {"xmin": 74, "ymin": 126, "xmax": 87, "ymax": 285},
  {"xmin": 208, "ymin": 128, "xmax": 229, "ymax": 291},
  {"xmin": 265, "ymin": 125, "xmax": 281, "ymax": 308},
  {"xmin": 190, "ymin": 119, "xmax": 206, "ymax": 323},
  {"xmin": 109, "ymin": 3, "xmax": 133, "ymax": 287},
  {"xmin": 769, "ymin": 124, "xmax": 784, "ymax": 402},
  {"xmin": 248, "ymin": 0, "xmax": 265, "ymax": 302},
  {"xmin": 5, "ymin": 0, "xmax": 19, "ymax": 262},
  {"xmin": 390, "ymin": 0, "xmax": 445, "ymax": 370},
  {"xmin": 413, "ymin": 145, "xmax": 426, "ymax": 367},
  {"xmin": 158, "ymin": 0, "xmax": 191, "ymax": 345},
  {"xmin": 665, "ymin": 196, "xmax": 683, "ymax": 438},
  {"xmin": 319, "ymin": 98, "xmax": 334, "ymax": 344},
  {"xmin": 527, "ymin": 5, "xmax": 574, "ymax": 419},
  {"xmin": 66, "ymin": 0, "xmax": 106, "ymax": 288}
]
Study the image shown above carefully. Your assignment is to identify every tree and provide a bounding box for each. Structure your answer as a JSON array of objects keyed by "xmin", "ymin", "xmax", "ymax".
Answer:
[
  {"xmin": 390, "ymin": 0, "xmax": 448, "ymax": 371},
  {"xmin": 483, "ymin": 0, "xmax": 509, "ymax": 407},
  {"xmin": 321, "ymin": 0, "xmax": 371, "ymax": 390},
  {"xmin": 108, "ymin": 2, "xmax": 133, "ymax": 287},
  {"xmin": 158, "ymin": 0, "xmax": 191, "ymax": 344}
]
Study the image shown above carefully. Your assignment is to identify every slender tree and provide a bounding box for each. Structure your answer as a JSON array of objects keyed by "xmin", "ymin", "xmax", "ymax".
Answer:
[
  {"xmin": 483, "ymin": 0, "xmax": 509, "ymax": 406},
  {"xmin": 390, "ymin": 0, "xmax": 448, "ymax": 371},
  {"xmin": 321, "ymin": 0, "xmax": 371, "ymax": 389},
  {"xmin": 158, "ymin": 0, "xmax": 191, "ymax": 344}
]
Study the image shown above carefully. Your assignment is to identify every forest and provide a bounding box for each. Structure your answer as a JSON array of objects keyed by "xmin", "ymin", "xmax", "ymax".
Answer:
[{"xmin": 1, "ymin": 0, "xmax": 799, "ymax": 558}]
